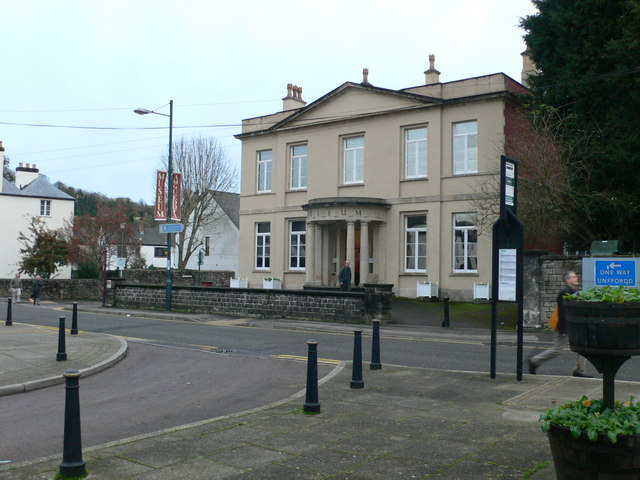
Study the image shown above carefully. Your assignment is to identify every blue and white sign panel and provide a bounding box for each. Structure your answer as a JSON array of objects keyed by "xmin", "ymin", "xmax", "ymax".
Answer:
[
  {"xmin": 582, "ymin": 257, "xmax": 639, "ymax": 290},
  {"xmin": 159, "ymin": 223, "xmax": 184, "ymax": 233},
  {"xmin": 595, "ymin": 260, "xmax": 636, "ymax": 287}
]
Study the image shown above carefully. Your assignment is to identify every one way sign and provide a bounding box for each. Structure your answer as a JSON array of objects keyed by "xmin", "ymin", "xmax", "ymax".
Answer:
[{"xmin": 595, "ymin": 260, "xmax": 636, "ymax": 287}]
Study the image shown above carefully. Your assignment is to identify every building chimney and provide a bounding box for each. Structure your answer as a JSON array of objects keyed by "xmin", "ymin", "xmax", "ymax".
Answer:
[
  {"xmin": 15, "ymin": 162, "xmax": 40, "ymax": 189},
  {"xmin": 521, "ymin": 49, "xmax": 537, "ymax": 88},
  {"xmin": 424, "ymin": 54, "xmax": 441, "ymax": 85},
  {"xmin": 282, "ymin": 83, "xmax": 307, "ymax": 111},
  {"xmin": 361, "ymin": 68, "xmax": 371, "ymax": 85}
]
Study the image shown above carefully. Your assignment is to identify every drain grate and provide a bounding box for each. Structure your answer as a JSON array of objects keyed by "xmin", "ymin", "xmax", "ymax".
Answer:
[{"xmin": 211, "ymin": 348, "xmax": 236, "ymax": 355}]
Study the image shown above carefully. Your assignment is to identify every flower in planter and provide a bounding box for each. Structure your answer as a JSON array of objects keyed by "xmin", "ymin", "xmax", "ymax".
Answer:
[{"xmin": 540, "ymin": 395, "xmax": 640, "ymax": 443}]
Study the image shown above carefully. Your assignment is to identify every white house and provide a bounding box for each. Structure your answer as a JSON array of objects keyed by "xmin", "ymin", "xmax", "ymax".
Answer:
[
  {"xmin": 0, "ymin": 146, "xmax": 75, "ymax": 278},
  {"xmin": 140, "ymin": 191, "xmax": 239, "ymax": 274}
]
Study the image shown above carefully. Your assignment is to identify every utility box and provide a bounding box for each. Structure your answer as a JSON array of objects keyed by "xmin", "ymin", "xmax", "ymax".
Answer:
[{"xmin": 590, "ymin": 240, "xmax": 619, "ymax": 256}]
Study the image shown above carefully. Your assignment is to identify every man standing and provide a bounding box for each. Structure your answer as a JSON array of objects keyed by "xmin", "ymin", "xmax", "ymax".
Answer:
[
  {"xmin": 338, "ymin": 260, "xmax": 352, "ymax": 291},
  {"xmin": 10, "ymin": 273, "xmax": 22, "ymax": 304},
  {"xmin": 528, "ymin": 271, "xmax": 591, "ymax": 377}
]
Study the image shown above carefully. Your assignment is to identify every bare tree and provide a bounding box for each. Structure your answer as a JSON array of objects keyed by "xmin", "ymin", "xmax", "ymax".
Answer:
[
  {"xmin": 470, "ymin": 105, "xmax": 594, "ymax": 249},
  {"xmin": 162, "ymin": 136, "xmax": 237, "ymax": 268}
]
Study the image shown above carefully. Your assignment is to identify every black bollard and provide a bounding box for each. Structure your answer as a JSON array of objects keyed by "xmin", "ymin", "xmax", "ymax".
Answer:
[
  {"xmin": 57, "ymin": 316, "xmax": 67, "ymax": 361},
  {"xmin": 441, "ymin": 297, "xmax": 450, "ymax": 328},
  {"xmin": 303, "ymin": 340, "xmax": 321, "ymax": 413},
  {"xmin": 71, "ymin": 303, "xmax": 79, "ymax": 335},
  {"xmin": 350, "ymin": 329, "xmax": 364, "ymax": 389},
  {"xmin": 370, "ymin": 319, "xmax": 382, "ymax": 370},
  {"xmin": 59, "ymin": 370, "xmax": 86, "ymax": 478},
  {"xmin": 6, "ymin": 298, "xmax": 12, "ymax": 326}
]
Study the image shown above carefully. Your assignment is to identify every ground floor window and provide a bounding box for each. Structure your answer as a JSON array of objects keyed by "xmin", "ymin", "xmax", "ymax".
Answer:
[
  {"xmin": 154, "ymin": 247, "xmax": 167, "ymax": 258},
  {"xmin": 405, "ymin": 214, "xmax": 427, "ymax": 272},
  {"xmin": 289, "ymin": 220, "xmax": 306, "ymax": 270},
  {"xmin": 453, "ymin": 213, "xmax": 478, "ymax": 272},
  {"xmin": 255, "ymin": 222, "xmax": 271, "ymax": 270}
]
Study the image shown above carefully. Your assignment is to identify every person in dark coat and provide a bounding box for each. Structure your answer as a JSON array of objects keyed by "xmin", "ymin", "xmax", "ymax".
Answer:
[
  {"xmin": 30, "ymin": 276, "xmax": 43, "ymax": 305},
  {"xmin": 338, "ymin": 260, "xmax": 352, "ymax": 291},
  {"xmin": 527, "ymin": 271, "xmax": 590, "ymax": 377}
]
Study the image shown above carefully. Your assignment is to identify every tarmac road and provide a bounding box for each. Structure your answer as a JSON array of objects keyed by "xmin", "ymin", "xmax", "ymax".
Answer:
[{"xmin": 0, "ymin": 341, "xmax": 334, "ymax": 463}]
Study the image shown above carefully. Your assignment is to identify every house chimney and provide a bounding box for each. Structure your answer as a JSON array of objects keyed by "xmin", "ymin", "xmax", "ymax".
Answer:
[
  {"xmin": 424, "ymin": 54, "xmax": 441, "ymax": 84},
  {"xmin": 521, "ymin": 49, "xmax": 537, "ymax": 87},
  {"xmin": 282, "ymin": 83, "xmax": 307, "ymax": 111},
  {"xmin": 361, "ymin": 68, "xmax": 371, "ymax": 85},
  {"xmin": 15, "ymin": 162, "xmax": 40, "ymax": 189}
]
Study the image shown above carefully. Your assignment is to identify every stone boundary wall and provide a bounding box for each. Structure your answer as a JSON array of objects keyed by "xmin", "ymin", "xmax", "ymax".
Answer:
[
  {"xmin": 0, "ymin": 278, "xmax": 103, "ymax": 301},
  {"xmin": 524, "ymin": 253, "xmax": 583, "ymax": 327},
  {"xmin": 113, "ymin": 284, "xmax": 369, "ymax": 323},
  {"xmin": 121, "ymin": 269, "xmax": 233, "ymax": 287}
]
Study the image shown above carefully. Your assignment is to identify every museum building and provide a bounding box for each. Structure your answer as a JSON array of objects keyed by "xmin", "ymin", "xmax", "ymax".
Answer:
[{"xmin": 235, "ymin": 56, "xmax": 532, "ymax": 299}]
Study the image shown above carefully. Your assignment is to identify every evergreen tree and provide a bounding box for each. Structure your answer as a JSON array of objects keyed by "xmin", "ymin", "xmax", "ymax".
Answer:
[{"xmin": 521, "ymin": 0, "xmax": 640, "ymax": 250}]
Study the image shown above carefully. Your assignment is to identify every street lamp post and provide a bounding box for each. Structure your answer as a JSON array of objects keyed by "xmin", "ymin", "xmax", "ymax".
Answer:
[{"xmin": 134, "ymin": 100, "xmax": 174, "ymax": 310}]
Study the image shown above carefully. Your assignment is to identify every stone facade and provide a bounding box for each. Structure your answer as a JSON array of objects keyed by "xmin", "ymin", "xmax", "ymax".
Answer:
[
  {"xmin": 0, "ymin": 278, "xmax": 103, "ymax": 301},
  {"xmin": 120, "ymin": 269, "xmax": 234, "ymax": 287},
  {"xmin": 113, "ymin": 284, "xmax": 373, "ymax": 323},
  {"xmin": 524, "ymin": 253, "xmax": 583, "ymax": 327}
]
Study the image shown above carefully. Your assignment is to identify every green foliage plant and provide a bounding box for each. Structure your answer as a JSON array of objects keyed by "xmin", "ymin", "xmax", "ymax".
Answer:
[
  {"xmin": 565, "ymin": 286, "xmax": 640, "ymax": 303},
  {"xmin": 540, "ymin": 396, "xmax": 640, "ymax": 443}
]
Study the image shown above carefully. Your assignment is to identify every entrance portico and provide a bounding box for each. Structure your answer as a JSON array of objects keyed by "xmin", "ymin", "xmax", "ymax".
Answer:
[{"xmin": 302, "ymin": 197, "xmax": 389, "ymax": 286}]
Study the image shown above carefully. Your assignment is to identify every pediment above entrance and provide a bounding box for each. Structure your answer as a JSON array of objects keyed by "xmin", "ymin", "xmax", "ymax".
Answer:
[{"xmin": 302, "ymin": 197, "xmax": 389, "ymax": 222}]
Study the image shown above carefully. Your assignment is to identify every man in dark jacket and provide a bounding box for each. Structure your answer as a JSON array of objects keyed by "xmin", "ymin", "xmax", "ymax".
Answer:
[
  {"xmin": 527, "ymin": 271, "xmax": 590, "ymax": 377},
  {"xmin": 338, "ymin": 260, "xmax": 352, "ymax": 291}
]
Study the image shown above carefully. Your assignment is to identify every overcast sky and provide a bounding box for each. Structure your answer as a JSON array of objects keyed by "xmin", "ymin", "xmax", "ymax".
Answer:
[{"xmin": 1, "ymin": 0, "xmax": 537, "ymax": 204}]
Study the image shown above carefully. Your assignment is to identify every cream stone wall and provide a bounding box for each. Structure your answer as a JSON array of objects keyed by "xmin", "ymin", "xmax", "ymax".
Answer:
[{"xmin": 238, "ymin": 73, "xmax": 521, "ymax": 299}]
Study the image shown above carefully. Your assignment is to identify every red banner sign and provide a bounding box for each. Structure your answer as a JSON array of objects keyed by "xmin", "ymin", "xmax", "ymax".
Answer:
[
  {"xmin": 155, "ymin": 171, "xmax": 167, "ymax": 220},
  {"xmin": 170, "ymin": 172, "xmax": 182, "ymax": 221}
]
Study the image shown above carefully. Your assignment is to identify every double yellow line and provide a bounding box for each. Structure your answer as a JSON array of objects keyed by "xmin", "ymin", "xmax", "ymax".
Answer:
[{"xmin": 271, "ymin": 354, "xmax": 341, "ymax": 365}]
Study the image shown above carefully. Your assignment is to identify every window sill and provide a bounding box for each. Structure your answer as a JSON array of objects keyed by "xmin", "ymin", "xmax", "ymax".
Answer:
[
  {"xmin": 450, "ymin": 272, "xmax": 479, "ymax": 277},
  {"xmin": 401, "ymin": 177, "xmax": 428, "ymax": 183},
  {"xmin": 287, "ymin": 188, "xmax": 307, "ymax": 193},
  {"xmin": 253, "ymin": 270, "xmax": 271, "ymax": 273},
  {"xmin": 399, "ymin": 272, "xmax": 428, "ymax": 276},
  {"xmin": 338, "ymin": 183, "xmax": 364, "ymax": 188},
  {"xmin": 256, "ymin": 191, "xmax": 275, "ymax": 195},
  {"xmin": 284, "ymin": 270, "xmax": 305, "ymax": 274}
]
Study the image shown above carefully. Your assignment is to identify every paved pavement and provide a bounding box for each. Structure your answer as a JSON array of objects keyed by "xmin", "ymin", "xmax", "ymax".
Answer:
[{"xmin": 3, "ymin": 304, "xmax": 640, "ymax": 479}]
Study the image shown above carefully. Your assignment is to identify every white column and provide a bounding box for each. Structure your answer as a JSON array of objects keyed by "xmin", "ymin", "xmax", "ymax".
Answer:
[
  {"xmin": 359, "ymin": 221, "xmax": 369, "ymax": 285},
  {"xmin": 305, "ymin": 221, "xmax": 315, "ymax": 284},
  {"xmin": 322, "ymin": 227, "xmax": 330, "ymax": 285},
  {"xmin": 335, "ymin": 229, "xmax": 343, "ymax": 287},
  {"xmin": 377, "ymin": 222, "xmax": 387, "ymax": 283},
  {"xmin": 346, "ymin": 221, "xmax": 355, "ymax": 268},
  {"xmin": 314, "ymin": 223, "xmax": 322, "ymax": 284}
]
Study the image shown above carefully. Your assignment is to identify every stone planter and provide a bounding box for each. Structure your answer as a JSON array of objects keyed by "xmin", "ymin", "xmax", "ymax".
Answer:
[
  {"xmin": 262, "ymin": 278, "xmax": 281, "ymax": 290},
  {"xmin": 230, "ymin": 278, "xmax": 248, "ymax": 288},
  {"xmin": 547, "ymin": 424, "xmax": 640, "ymax": 480}
]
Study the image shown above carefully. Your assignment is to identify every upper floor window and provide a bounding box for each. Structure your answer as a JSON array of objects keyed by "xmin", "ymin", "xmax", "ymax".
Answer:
[
  {"xmin": 405, "ymin": 127, "xmax": 428, "ymax": 178},
  {"xmin": 204, "ymin": 236, "xmax": 210, "ymax": 256},
  {"xmin": 39, "ymin": 199, "xmax": 51, "ymax": 216},
  {"xmin": 289, "ymin": 220, "xmax": 306, "ymax": 270},
  {"xmin": 405, "ymin": 214, "xmax": 427, "ymax": 273},
  {"xmin": 343, "ymin": 136, "xmax": 364, "ymax": 184},
  {"xmin": 257, "ymin": 150, "xmax": 272, "ymax": 193},
  {"xmin": 453, "ymin": 213, "xmax": 478, "ymax": 272},
  {"xmin": 290, "ymin": 144, "xmax": 308, "ymax": 190},
  {"xmin": 453, "ymin": 121, "xmax": 478, "ymax": 174},
  {"xmin": 255, "ymin": 222, "xmax": 271, "ymax": 270}
]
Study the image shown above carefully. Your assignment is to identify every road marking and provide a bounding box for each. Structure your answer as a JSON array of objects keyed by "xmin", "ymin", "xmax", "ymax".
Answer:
[{"xmin": 271, "ymin": 354, "xmax": 341, "ymax": 365}]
